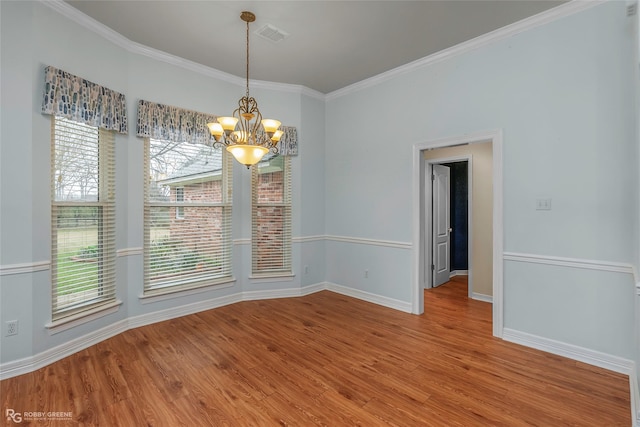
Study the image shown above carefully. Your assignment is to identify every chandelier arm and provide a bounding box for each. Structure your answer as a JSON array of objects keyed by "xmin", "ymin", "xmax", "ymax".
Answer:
[
  {"xmin": 252, "ymin": 103, "xmax": 262, "ymax": 139},
  {"xmin": 234, "ymin": 104, "xmax": 244, "ymax": 140},
  {"xmin": 212, "ymin": 139, "xmax": 225, "ymax": 150}
]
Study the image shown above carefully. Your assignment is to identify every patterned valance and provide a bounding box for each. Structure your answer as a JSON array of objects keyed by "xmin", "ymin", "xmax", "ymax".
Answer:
[
  {"xmin": 41, "ymin": 66, "xmax": 128, "ymax": 134},
  {"xmin": 136, "ymin": 100, "xmax": 217, "ymax": 146},
  {"xmin": 277, "ymin": 127, "xmax": 297, "ymax": 156},
  {"xmin": 136, "ymin": 99, "xmax": 298, "ymax": 156}
]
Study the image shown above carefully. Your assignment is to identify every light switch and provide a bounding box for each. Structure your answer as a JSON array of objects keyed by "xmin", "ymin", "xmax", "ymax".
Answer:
[{"xmin": 536, "ymin": 198, "xmax": 552, "ymax": 210}]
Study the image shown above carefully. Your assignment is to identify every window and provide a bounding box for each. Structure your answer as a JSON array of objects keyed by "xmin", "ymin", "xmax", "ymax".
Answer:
[
  {"xmin": 175, "ymin": 187, "xmax": 185, "ymax": 219},
  {"xmin": 51, "ymin": 117, "xmax": 116, "ymax": 320},
  {"xmin": 251, "ymin": 155, "xmax": 292, "ymax": 276},
  {"xmin": 144, "ymin": 138, "xmax": 233, "ymax": 295}
]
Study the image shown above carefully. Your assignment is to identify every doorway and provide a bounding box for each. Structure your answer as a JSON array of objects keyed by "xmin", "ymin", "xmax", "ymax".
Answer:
[
  {"xmin": 411, "ymin": 130, "xmax": 503, "ymax": 338},
  {"xmin": 429, "ymin": 160, "xmax": 470, "ymax": 291}
]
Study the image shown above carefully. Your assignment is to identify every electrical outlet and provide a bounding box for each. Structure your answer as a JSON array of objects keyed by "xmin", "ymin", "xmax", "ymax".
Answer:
[
  {"xmin": 536, "ymin": 198, "xmax": 552, "ymax": 210},
  {"xmin": 364, "ymin": 269, "xmax": 369, "ymax": 279},
  {"xmin": 304, "ymin": 265, "xmax": 309, "ymax": 275},
  {"xmin": 6, "ymin": 320, "xmax": 18, "ymax": 336}
]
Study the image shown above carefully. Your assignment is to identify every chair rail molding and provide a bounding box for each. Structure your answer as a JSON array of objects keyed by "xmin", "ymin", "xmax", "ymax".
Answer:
[
  {"xmin": 325, "ymin": 235, "xmax": 412, "ymax": 249},
  {"xmin": 503, "ymin": 252, "xmax": 637, "ymax": 278},
  {"xmin": 0, "ymin": 261, "xmax": 50, "ymax": 276}
]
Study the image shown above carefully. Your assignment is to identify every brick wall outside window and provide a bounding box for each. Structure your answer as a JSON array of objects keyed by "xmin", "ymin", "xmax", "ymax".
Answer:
[
  {"xmin": 255, "ymin": 170, "xmax": 287, "ymax": 271},
  {"xmin": 168, "ymin": 180, "xmax": 223, "ymax": 252}
]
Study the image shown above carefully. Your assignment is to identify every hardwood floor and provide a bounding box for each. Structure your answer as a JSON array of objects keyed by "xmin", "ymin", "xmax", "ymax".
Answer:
[{"xmin": 1, "ymin": 277, "xmax": 631, "ymax": 426}]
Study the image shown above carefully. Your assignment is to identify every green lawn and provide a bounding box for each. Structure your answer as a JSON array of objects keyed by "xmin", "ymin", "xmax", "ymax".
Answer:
[
  {"xmin": 56, "ymin": 254, "xmax": 98, "ymax": 295},
  {"xmin": 55, "ymin": 227, "xmax": 98, "ymax": 297},
  {"xmin": 57, "ymin": 227, "xmax": 211, "ymax": 296}
]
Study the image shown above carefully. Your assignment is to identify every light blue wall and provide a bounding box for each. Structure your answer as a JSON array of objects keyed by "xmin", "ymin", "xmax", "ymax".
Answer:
[
  {"xmin": 636, "ymin": 3, "xmax": 640, "ymax": 404},
  {"xmin": 1, "ymin": 0, "xmax": 37, "ymax": 362},
  {"xmin": 327, "ymin": 2, "xmax": 636, "ymax": 259},
  {"xmin": 325, "ymin": 2, "xmax": 637, "ymax": 358},
  {"xmin": 0, "ymin": 1, "xmax": 323, "ymax": 364},
  {"xmin": 0, "ymin": 0, "xmax": 638, "ymax": 369},
  {"xmin": 504, "ymin": 262, "xmax": 634, "ymax": 357},
  {"xmin": 299, "ymin": 94, "xmax": 326, "ymax": 286}
]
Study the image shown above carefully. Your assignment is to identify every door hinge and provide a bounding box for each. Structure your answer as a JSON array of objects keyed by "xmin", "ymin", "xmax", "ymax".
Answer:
[
  {"xmin": 431, "ymin": 264, "xmax": 435, "ymax": 271},
  {"xmin": 431, "ymin": 174, "xmax": 435, "ymax": 181}
]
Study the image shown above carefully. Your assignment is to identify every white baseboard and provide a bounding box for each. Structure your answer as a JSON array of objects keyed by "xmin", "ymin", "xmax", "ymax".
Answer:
[
  {"xmin": 449, "ymin": 270, "xmax": 469, "ymax": 277},
  {"xmin": 4, "ymin": 283, "xmax": 631, "ymax": 385},
  {"xmin": 325, "ymin": 282, "xmax": 412, "ymax": 313},
  {"xmin": 128, "ymin": 293, "xmax": 242, "ymax": 329},
  {"xmin": 0, "ymin": 319, "xmax": 129, "ymax": 380},
  {"xmin": 1, "ymin": 281, "xmax": 395, "ymax": 379},
  {"xmin": 471, "ymin": 292, "xmax": 492, "ymax": 303},
  {"xmin": 0, "ymin": 293, "xmax": 247, "ymax": 380},
  {"xmin": 502, "ymin": 328, "xmax": 634, "ymax": 375},
  {"xmin": 631, "ymin": 368, "xmax": 640, "ymax": 427},
  {"xmin": 242, "ymin": 283, "xmax": 325, "ymax": 301},
  {"xmin": 505, "ymin": 328, "xmax": 638, "ymax": 421}
]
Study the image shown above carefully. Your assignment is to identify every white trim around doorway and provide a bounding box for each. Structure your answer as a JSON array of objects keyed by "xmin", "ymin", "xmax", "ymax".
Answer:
[
  {"xmin": 424, "ymin": 155, "xmax": 473, "ymax": 298},
  {"xmin": 412, "ymin": 129, "xmax": 504, "ymax": 338}
]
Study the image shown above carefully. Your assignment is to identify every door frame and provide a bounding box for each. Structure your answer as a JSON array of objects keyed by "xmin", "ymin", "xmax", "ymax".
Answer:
[
  {"xmin": 425, "ymin": 156, "xmax": 473, "ymax": 297},
  {"xmin": 412, "ymin": 129, "xmax": 503, "ymax": 338}
]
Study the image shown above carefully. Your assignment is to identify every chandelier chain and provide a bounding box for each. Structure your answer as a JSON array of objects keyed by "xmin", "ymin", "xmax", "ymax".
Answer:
[{"xmin": 245, "ymin": 16, "xmax": 250, "ymax": 99}]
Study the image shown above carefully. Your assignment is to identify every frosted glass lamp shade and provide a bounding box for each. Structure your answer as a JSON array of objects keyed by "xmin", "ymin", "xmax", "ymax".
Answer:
[
  {"xmin": 207, "ymin": 122, "xmax": 223, "ymax": 140},
  {"xmin": 217, "ymin": 117, "xmax": 239, "ymax": 132},
  {"xmin": 226, "ymin": 145, "xmax": 268, "ymax": 166},
  {"xmin": 261, "ymin": 119, "xmax": 281, "ymax": 135},
  {"xmin": 271, "ymin": 130, "xmax": 284, "ymax": 142}
]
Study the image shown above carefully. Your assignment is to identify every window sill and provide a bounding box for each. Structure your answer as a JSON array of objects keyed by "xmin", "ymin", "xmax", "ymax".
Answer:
[
  {"xmin": 45, "ymin": 299, "xmax": 123, "ymax": 335},
  {"xmin": 248, "ymin": 273, "xmax": 295, "ymax": 283},
  {"xmin": 139, "ymin": 278, "xmax": 236, "ymax": 304}
]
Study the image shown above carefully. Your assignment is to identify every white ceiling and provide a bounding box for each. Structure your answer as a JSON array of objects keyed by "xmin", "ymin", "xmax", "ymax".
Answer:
[{"xmin": 64, "ymin": 0, "xmax": 566, "ymax": 94}]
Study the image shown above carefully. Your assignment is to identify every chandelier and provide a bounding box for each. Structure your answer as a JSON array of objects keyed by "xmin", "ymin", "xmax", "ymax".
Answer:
[{"xmin": 207, "ymin": 11, "xmax": 282, "ymax": 168}]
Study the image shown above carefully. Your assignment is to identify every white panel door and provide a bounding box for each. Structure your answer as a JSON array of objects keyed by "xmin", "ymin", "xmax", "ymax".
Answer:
[{"xmin": 432, "ymin": 164, "xmax": 451, "ymax": 287}]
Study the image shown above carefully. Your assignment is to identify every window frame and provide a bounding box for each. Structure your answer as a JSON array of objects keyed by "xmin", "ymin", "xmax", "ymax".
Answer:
[
  {"xmin": 143, "ymin": 138, "xmax": 234, "ymax": 297},
  {"xmin": 251, "ymin": 155, "xmax": 292, "ymax": 277},
  {"xmin": 50, "ymin": 116, "xmax": 118, "ymax": 322}
]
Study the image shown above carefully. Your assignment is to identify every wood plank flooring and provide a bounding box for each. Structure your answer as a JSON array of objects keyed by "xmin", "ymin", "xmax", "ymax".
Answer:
[{"xmin": 1, "ymin": 276, "xmax": 631, "ymax": 426}]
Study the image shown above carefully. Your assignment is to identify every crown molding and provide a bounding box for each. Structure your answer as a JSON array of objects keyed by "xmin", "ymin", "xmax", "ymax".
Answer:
[
  {"xmin": 38, "ymin": 0, "xmax": 324, "ymax": 100},
  {"xmin": 37, "ymin": 1, "xmax": 607, "ymax": 103},
  {"xmin": 326, "ymin": 0, "xmax": 607, "ymax": 101},
  {"xmin": 129, "ymin": 40, "xmax": 243, "ymax": 87},
  {"xmin": 41, "ymin": 0, "xmax": 131, "ymax": 51},
  {"xmin": 251, "ymin": 79, "xmax": 325, "ymax": 100}
]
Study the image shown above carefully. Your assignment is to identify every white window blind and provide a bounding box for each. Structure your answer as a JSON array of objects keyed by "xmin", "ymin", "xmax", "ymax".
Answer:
[
  {"xmin": 144, "ymin": 138, "xmax": 233, "ymax": 295},
  {"xmin": 175, "ymin": 187, "xmax": 185, "ymax": 219},
  {"xmin": 51, "ymin": 116, "xmax": 116, "ymax": 320},
  {"xmin": 251, "ymin": 155, "xmax": 292, "ymax": 275}
]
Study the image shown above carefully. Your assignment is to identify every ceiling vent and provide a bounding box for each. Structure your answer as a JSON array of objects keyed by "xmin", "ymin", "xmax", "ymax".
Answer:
[
  {"xmin": 627, "ymin": 2, "xmax": 637, "ymax": 16},
  {"xmin": 255, "ymin": 24, "xmax": 289, "ymax": 43}
]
